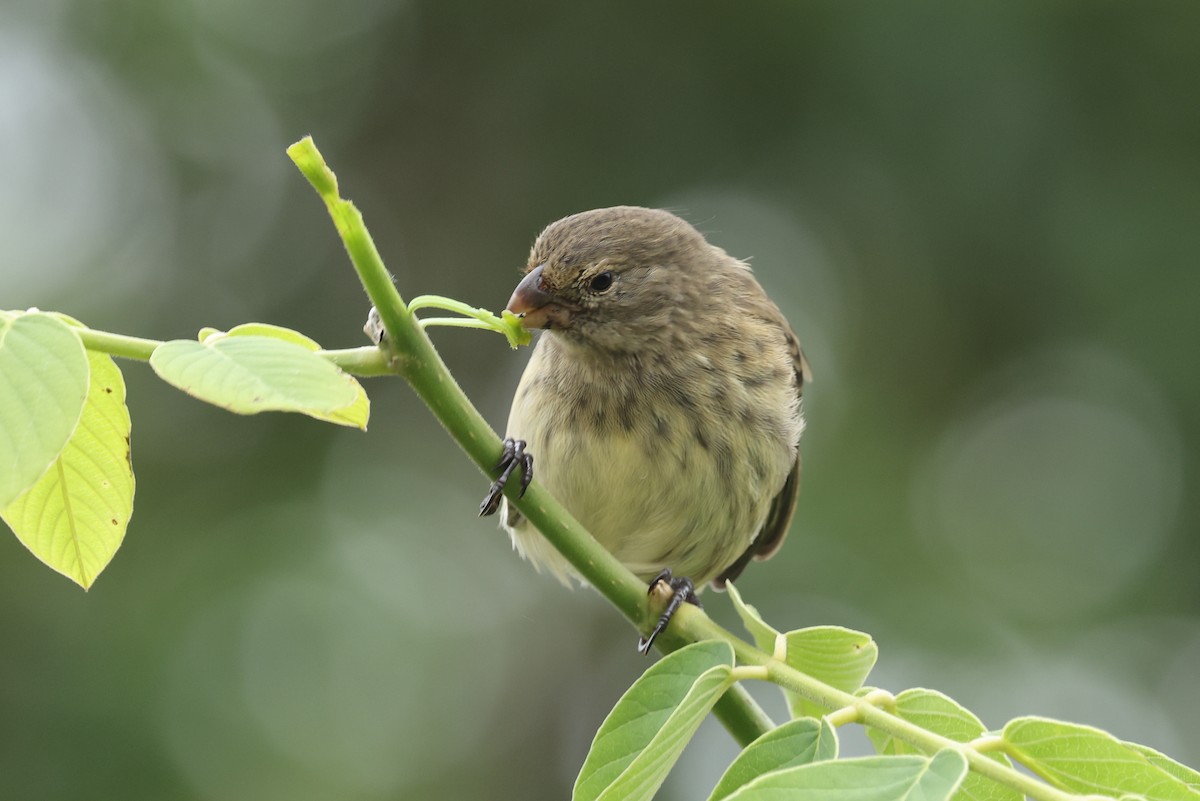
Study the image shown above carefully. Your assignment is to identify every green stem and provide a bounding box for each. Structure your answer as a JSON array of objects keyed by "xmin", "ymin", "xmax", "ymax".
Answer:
[
  {"xmin": 418, "ymin": 317, "xmax": 497, "ymax": 331},
  {"xmin": 409, "ymin": 294, "xmax": 530, "ymax": 348},
  {"xmin": 711, "ymin": 685, "xmax": 776, "ymax": 748},
  {"xmin": 75, "ymin": 326, "xmax": 393, "ymax": 379},
  {"xmin": 970, "ymin": 735, "xmax": 1007, "ymax": 753},
  {"xmin": 408, "ymin": 295, "xmax": 491, "ymax": 317},
  {"xmin": 320, "ymin": 346, "xmax": 394, "ymax": 377},
  {"xmin": 286, "ymin": 137, "xmax": 411, "ymax": 362},
  {"xmin": 76, "ymin": 328, "xmax": 161, "ymax": 361}
]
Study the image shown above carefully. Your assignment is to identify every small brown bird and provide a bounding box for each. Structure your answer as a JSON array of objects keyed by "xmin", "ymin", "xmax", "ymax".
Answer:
[{"xmin": 481, "ymin": 206, "xmax": 809, "ymax": 651}]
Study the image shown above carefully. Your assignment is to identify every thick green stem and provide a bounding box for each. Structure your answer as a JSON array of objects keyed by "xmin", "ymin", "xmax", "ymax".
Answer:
[
  {"xmin": 320, "ymin": 346, "xmax": 393, "ymax": 377},
  {"xmin": 76, "ymin": 328, "xmax": 161, "ymax": 361},
  {"xmin": 711, "ymin": 685, "xmax": 777, "ymax": 748}
]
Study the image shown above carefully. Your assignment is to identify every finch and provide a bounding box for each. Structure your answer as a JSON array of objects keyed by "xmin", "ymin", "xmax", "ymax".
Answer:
[{"xmin": 482, "ymin": 206, "xmax": 809, "ymax": 650}]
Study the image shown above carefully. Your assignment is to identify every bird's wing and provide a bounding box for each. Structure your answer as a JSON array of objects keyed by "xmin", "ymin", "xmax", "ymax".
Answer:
[{"xmin": 713, "ymin": 326, "xmax": 808, "ymax": 588}]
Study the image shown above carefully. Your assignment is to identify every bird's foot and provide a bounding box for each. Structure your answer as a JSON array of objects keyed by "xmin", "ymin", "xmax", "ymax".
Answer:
[
  {"xmin": 637, "ymin": 569, "xmax": 701, "ymax": 655},
  {"xmin": 479, "ymin": 438, "xmax": 533, "ymax": 516}
]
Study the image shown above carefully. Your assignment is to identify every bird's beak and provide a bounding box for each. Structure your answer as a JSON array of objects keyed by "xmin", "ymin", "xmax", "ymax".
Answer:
[{"xmin": 506, "ymin": 264, "xmax": 572, "ymax": 329}]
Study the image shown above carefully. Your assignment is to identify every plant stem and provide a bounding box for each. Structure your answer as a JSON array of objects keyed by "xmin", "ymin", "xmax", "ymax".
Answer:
[
  {"xmin": 711, "ymin": 685, "xmax": 776, "ymax": 748},
  {"xmin": 320, "ymin": 346, "xmax": 394, "ymax": 376},
  {"xmin": 407, "ymin": 295, "xmax": 490, "ymax": 316},
  {"xmin": 75, "ymin": 326, "xmax": 393, "ymax": 380},
  {"xmin": 76, "ymin": 328, "xmax": 161, "ymax": 361}
]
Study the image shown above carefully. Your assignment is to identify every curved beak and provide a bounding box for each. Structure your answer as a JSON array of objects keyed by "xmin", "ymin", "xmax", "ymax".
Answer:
[{"xmin": 506, "ymin": 264, "xmax": 572, "ymax": 329}]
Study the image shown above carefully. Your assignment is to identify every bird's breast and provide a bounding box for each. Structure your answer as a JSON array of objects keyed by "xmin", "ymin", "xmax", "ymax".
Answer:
[{"xmin": 503, "ymin": 336, "xmax": 798, "ymax": 586}]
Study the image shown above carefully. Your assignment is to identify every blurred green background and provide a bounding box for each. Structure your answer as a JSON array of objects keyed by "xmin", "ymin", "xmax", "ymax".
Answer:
[{"xmin": 2, "ymin": 1, "xmax": 1198, "ymax": 798}]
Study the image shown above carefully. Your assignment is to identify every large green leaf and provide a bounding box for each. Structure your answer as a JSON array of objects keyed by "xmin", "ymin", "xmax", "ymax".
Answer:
[
  {"xmin": 0, "ymin": 311, "xmax": 89, "ymax": 506},
  {"xmin": 150, "ymin": 327, "xmax": 363, "ymax": 425},
  {"xmin": 573, "ymin": 641, "xmax": 734, "ymax": 801},
  {"xmin": 3, "ymin": 349, "xmax": 133, "ymax": 589},
  {"xmin": 708, "ymin": 717, "xmax": 838, "ymax": 801},
  {"xmin": 782, "ymin": 626, "xmax": 878, "ymax": 718},
  {"xmin": 1003, "ymin": 717, "xmax": 1200, "ymax": 801},
  {"xmin": 723, "ymin": 750, "xmax": 968, "ymax": 801},
  {"xmin": 867, "ymin": 689, "xmax": 1019, "ymax": 801}
]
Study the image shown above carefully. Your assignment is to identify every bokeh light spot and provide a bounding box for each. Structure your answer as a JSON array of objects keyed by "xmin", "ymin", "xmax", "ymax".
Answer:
[{"xmin": 914, "ymin": 345, "xmax": 1182, "ymax": 619}]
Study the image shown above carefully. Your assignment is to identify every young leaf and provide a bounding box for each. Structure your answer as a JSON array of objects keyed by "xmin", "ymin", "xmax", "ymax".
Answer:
[
  {"xmin": 708, "ymin": 717, "xmax": 838, "ymax": 801},
  {"xmin": 223, "ymin": 323, "xmax": 369, "ymax": 429},
  {"xmin": 868, "ymin": 689, "xmax": 985, "ymax": 754},
  {"xmin": 723, "ymin": 749, "xmax": 968, "ymax": 801},
  {"xmin": 866, "ymin": 689, "xmax": 1020, "ymax": 801},
  {"xmin": 782, "ymin": 626, "xmax": 878, "ymax": 719},
  {"xmin": 573, "ymin": 640, "xmax": 735, "ymax": 801},
  {"xmin": 222, "ymin": 322, "xmax": 320, "ymax": 344},
  {"xmin": 726, "ymin": 582, "xmax": 780, "ymax": 653},
  {"xmin": 0, "ymin": 311, "xmax": 89, "ymax": 507},
  {"xmin": 150, "ymin": 331, "xmax": 362, "ymax": 424},
  {"xmin": 1003, "ymin": 716, "xmax": 1200, "ymax": 801},
  {"xmin": 2, "ymin": 350, "xmax": 134, "ymax": 589}
]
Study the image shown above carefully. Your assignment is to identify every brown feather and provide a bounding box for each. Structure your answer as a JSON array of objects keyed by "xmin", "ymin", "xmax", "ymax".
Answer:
[{"xmin": 714, "ymin": 326, "xmax": 808, "ymax": 588}]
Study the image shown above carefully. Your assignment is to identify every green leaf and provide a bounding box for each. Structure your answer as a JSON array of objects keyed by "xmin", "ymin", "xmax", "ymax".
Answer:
[
  {"xmin": 223, "ymin": 323, "xmax": 369, "ymax": 429},
  {"xmin": 781, "ymin": 626, "xmax": 878, "ymax": 718},
  {"xmin": 1123, "ymin": 742, "xmax": 1200, "ymax": 791},
  {"xmin": 866, "ymin": 689, "xmax": 1020, "ymax": 801},
  {"xmin": 573, "ymin": 641, "xmax": 734, "ymax": 801},
  {"xmin": 726, "ymin": 582, "xmax": 780, "ymax": 653},
  {"xmin": 867, "ymin": 689, "xmax": 985, "ymax": 754},
  {"xmin": 708, "ymin": 717, "xmax": 838, "ymax": 801},
  {"xmin": 0, "ymin": 311, "xmax": 89, "ymax": 507},
  {"xmin": 1003, "ymin": 717, "xmax": 1200, "ymax": 801},
  {"xmin": 149, "ymin": 329, "xmax": 362, "ymax": 424},
  {"xmin": 723, "ymin": 750, "xmax": 968, "ymax": 801},
  {"xmin": 221, "ymin": 322, "xmax": 321, "ymax": 347},
  {"xmin": 3, "ymin": 350, "xmax": 134, "ymax": 589}
]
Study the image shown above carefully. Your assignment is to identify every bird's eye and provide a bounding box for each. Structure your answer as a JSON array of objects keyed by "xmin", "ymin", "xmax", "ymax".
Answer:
[{"xmin": 589, "ymin": 271, "xmax": 614, "ymax": 293}]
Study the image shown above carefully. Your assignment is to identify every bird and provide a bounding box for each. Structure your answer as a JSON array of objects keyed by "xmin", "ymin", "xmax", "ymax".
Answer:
[{"xmin": 480, "ymin": 206, "xmax": 809, "ymax": 652}]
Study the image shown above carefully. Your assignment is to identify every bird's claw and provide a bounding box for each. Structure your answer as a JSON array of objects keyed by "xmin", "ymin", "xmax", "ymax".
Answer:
[
  {"xmin": 637, "ymin": 569, "xmax": 700, "ymax": 655},
  {"xmin": 479, "ymin": 438, "xmax": 533, "ymax": 516}
]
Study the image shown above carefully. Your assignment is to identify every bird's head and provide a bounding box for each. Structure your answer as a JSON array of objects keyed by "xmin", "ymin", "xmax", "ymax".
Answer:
[{"xmin": 507, "ymin": 206, "xmax": 723, "ymax": 351}]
